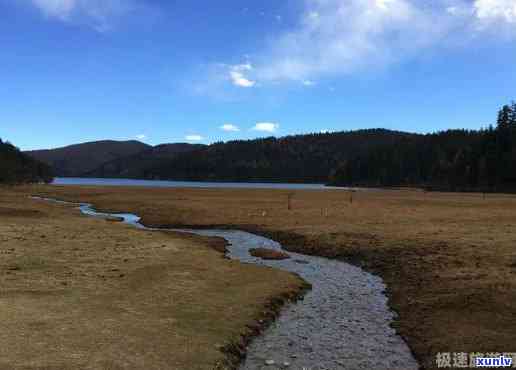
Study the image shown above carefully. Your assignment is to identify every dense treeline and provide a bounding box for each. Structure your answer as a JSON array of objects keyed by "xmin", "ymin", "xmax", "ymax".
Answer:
[
  {"xmin": 330, "ymin": 103, "xmax": 516, "ymax": 192},
  {"xmin": 0, "ymin": 139, "xmax": 54, "ymax": 184},
  {"xmin": 147, "ymin": 129, "xmax": 413, "ymax": 183},
  {"xmin": 22, "ymin": 102, "xmax": 516, "ymax": 192},
  {"xmin": 85, "ymin": 143, "xmax": 206, "ymax": 179},
  {"xmin": 27, "ymin": 140, "xmax": 151, "ymax": 177}
]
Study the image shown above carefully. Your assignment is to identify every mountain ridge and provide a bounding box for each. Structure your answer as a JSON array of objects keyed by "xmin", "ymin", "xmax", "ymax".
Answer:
[
  {"xmin": 27, "ymin": 140, "xmax": 152, "ymax": 177},
  {"xmin": 23, "ymin": 105, "xmax": 516, "ymax": 192},
  {"xmin": 84, "ymin": 143, "xmax": 206, "ymax": 179},
  {"xmin": 26, "ymin": 129, "xmax": 415, "ymax": 182}
]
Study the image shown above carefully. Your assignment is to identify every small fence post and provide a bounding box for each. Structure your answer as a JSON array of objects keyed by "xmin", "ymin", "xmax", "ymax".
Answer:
[{"xmin": 287, "ymin": 192, "xmax": 294, "ymax": 211}]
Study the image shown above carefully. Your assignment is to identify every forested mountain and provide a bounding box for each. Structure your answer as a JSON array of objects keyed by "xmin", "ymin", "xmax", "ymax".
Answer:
[
  {"xmin": 26, "ymin": 130, "xmax": 413, "ymax": 183},
  {"xmin": 27, "ymin": 140, "xmax": 151, "ymax": 177},
  {"xmin": 0, "ymin": 139, "xmax": 53, "ymax": 184},
  {"xmin": 330, "ymin": 103, "xmax": 516, "ymax": 192},
  {"xmin": 144, "ymin": 129, "xmax": 414, "ymax": 182},
  {"xmin": 23, "ymin": 102, "xmax": 516, "ymax": 192},
  {"xmin": 85, "ymin": 143, "xmax": 206, "ymax": 178}
]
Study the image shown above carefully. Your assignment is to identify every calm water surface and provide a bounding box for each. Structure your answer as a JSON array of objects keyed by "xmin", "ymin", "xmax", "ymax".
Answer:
[{"xmin": 53, "ymin": 177, "xmax": 352, "ymax": 190}]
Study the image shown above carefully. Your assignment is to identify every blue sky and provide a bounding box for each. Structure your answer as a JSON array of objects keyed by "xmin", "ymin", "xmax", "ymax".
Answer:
[{"xmin": 1, "ymin": 0, "xmax": 516, "ymax": 150}]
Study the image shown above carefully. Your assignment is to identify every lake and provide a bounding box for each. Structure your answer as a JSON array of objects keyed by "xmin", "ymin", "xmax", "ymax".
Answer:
[{"xmin": 52, "ymin": 177, "xmax": 349, "ymax": 190}]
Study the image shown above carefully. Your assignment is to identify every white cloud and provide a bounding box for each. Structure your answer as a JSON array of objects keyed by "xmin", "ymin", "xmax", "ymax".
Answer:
[
  {"xmin": 224, "ymin": 0, "xmax": 516, "ymax": 85},
  {"xmin": 446, "ymin": 6, "xmax": 460, "ymax": 15},
  {"xmin": 252, "ymin": 122, "xmax": 279, "ymax": 133},
  {"xmin": 220, "ymin": 124, "xmax": 240, "ymax": 132},
  {"xmin": 230, "ymin": 72, "xmax": 255, "ymax": 87},
  {"xmin": 474, "ymin": 0, "xmax": 516, "ymax": 23},
  {"xmin": 375, "ymin": 0, "xmax": 396, "ymax": 11},
  {"xmin": 253, "ymin": 0, "xmax": 442, "ymax": 82},
  {"xmin": 135, "ymin": 134, "xmax": 146, "ymax": 140},
  {"xmin": 31, "ymin": 0, "xmax": 75, "ymax": 20},
  {"xmin": 229, "ymin": 63, "xmax": 256, "ymax": 88},
  {"xmin": 185, "ymin": 135, "xmax": 203, "ymax": 142}
]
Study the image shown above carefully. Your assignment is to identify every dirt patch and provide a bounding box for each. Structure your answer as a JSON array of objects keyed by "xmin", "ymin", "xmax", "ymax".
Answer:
[
  {"xmin": 173, "ymin": 232, "xmax": 230, "ymax": 254},
  {"xmin": 249, "ymin": 248, "xmax": 290, "ymax": 260}
]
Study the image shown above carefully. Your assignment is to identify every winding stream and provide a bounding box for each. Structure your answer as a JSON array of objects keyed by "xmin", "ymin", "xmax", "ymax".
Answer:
[{"xmin": 33, "ymin": 197, "xmax": 419, "ymax": 370}]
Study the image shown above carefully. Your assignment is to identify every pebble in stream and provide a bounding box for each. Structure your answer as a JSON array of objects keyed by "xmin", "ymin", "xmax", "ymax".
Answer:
[{"xmin": 33, "ymin": 198, "xmax": 419, "ymax": 370}]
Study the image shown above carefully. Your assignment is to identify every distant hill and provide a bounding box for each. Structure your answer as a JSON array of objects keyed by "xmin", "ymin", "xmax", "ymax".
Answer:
[
  {"xmin": 20, "ymin": 102, "xmax": 516, "ymax": 191},
  {"xmin": 85, "ymin": 143, "xmax": 206, "ymax": 179},
  {"xmin": 330, "ymin": 103, "xmax": 516, "ymax": 192},
  {"xmin": 26, "ymin": 140, "xmax": 151, "ymax": 177},
  {"xmin": 145, "ymin": 129, "xmax": 415, "ymax": 183},
  {"xmin": 25, "ymin": 130, "xmax": 411, "ymax": 183},
  {"xmin": 0, "ymin": 139, "xmax": 53, "ymax": 184}
]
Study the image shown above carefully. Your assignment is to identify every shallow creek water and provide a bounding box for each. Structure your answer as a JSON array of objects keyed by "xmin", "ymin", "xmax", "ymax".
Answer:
[{"xmin": 33, "ymin": 197, "xmax": 419, "ymax": 370}]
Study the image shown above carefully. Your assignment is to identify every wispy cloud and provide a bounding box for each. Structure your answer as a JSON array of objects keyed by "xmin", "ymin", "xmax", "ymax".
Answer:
[
  {"xmin": 135, "ymin": 134, "xmax": 146, "ymax": 140},
  {"xmin": 220, "ymin": 124, "xmax": 240, "ymax": 132},
  {"xmin": 31, "ymin": 0, "xmax": 75, "ymax": 20},
  {"xmin": 28, "ymin": 0, "xmax": 149, "ymax": 31},
  {"xmin": 220, "ymin": 0, "xmax": 516, "ymax": 85},
  {"xmin": 474, "ymin": 0, "xmax": 516, "ymax": 24},
  {"xmin": 252, "ymin": 122, "xmax": 279, "ymax": 133},
  {"xmin": 253, "ymin": 0, "xmax": 446, "ymax": 82},
  {"xmin": 185, "ymin": 134, "xmax": 203, "ymax": 142},
  {"xmin": 229, "ymin": 63, "xmax": 256, "ymax": 88}
]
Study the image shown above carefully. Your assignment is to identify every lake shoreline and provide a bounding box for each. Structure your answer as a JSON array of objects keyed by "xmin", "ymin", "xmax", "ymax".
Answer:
[
  {"xmin": 52, "ymin": 177, "xmax": 338, "ymax": 190},
  {"xmin": 53, "ymin": 177, "xmax": 516, "ymax": 195}
]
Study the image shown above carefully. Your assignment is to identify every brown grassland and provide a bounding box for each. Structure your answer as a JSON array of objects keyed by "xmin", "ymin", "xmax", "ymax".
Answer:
[
  {"xmin": 0, "ymin": 187, "xmax": 308, "ymax": 370},
  {"xmin": 26, "ymin": 184, "xmax": 516, "ymax": 370}
]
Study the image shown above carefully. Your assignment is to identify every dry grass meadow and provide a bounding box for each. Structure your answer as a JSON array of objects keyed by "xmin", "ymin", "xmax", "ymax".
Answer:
[
  {"xmin": 0, "ymin": 187, "xmax": 307, "ymax": 370},
  {"xmin": 27, "ymin": 184, "xmax": 516, "ymax": 370}
]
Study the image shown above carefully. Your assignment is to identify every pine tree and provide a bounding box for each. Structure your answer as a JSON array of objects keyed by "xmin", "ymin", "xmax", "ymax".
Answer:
[
  {"xmin": 0, "ymin": 138, "xmax": 54, "ymax": 184},
  {"xmin": 497, "ymin": 105, "xmax": 512, "ymax": 130}
]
